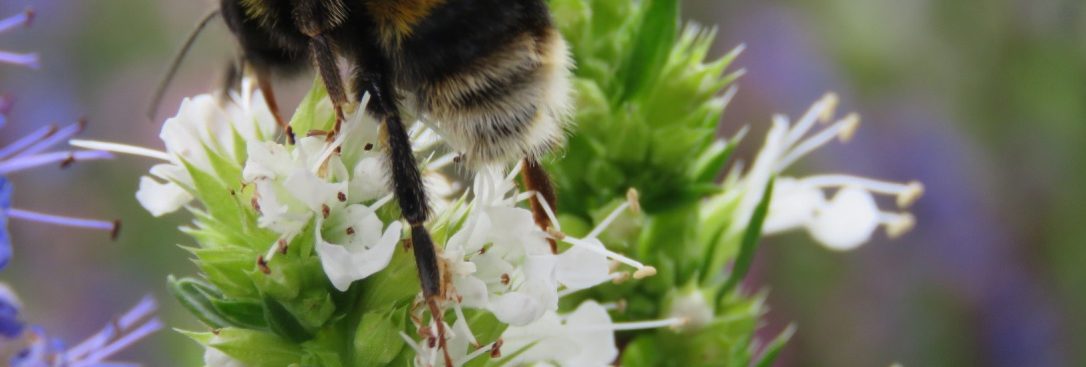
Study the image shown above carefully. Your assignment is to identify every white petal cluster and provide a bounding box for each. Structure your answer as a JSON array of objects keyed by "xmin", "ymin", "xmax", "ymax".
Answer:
[
  {"xmin": 241, "ymin": 99, "xmax": 402, "ymax": 287},
  {"xmin": 502, "ymin": 301, "xmax": 619, "ymax": 366},
  {"xmin": 400, "ymin": 167, "xmax": 662, "ymax": 367},
  {"xmin": 441, "ymin": 166, "xmax": 617, "ymax": 326},
  {"xmin": 730, "ymin": 94, "xmax": 923, "ymax": 250},
  {"xmin": 136, "ymin": 79, "xmax": 278, "ymax": 217}
]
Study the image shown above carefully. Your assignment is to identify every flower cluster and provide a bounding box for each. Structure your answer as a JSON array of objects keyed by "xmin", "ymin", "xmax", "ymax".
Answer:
[
  {"xmin": 0, "ymin": 286, "xmax": 162, "ymax": 367},
  {"xmin": 727, "ymin": 93, "xmax": 924, "ymax": 251},
  {"xmin": 81, "ymin": 73, "xmax": 681, "ymax": 365},
  {"xmin": 76, "ymin": 0, "xmax": 925, "ymax": 365},
  {"xmin": 0, "ymin": 9, "xmax": 159, "ymax": 365}
]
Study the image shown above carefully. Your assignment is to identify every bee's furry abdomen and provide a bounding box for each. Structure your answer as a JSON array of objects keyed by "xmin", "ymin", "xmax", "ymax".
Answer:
[{"xmin": 388, "ymin": 0, "xmax": 573, "ymax": 166}]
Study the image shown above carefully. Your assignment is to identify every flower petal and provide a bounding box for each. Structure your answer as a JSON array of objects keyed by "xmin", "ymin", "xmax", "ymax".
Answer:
[
  {"xmin": 136, "ymin": 176, "xmax": 193, "ymax": 217},
  {"xmin": 807, "ymin": 186, "xmax": 880, "ymax": 251},
  {"xmin": 763, "ymin": 177, "xmax": 825, "ymax": 234}
]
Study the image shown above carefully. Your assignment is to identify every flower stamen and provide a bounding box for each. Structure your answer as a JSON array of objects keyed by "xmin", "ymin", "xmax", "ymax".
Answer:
[{"xmin": 69, "ymin": 139, "xmax": 172, "ymax": 161}]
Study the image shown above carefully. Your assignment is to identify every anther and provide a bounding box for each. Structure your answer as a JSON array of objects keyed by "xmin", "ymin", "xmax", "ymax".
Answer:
[
  {"xmin": 251, "ymin": 197, "xmax": 261, "ymax": 213},
  {"xmin": 321, "ymin": 204, "xmax": 330, "ymax": 218},
  {"xmin": 611, "ymin": 272, "xmax": 631, "ymax": 284},
  {"xmin": 626, "ymin": 188, "xmax": 641, "ymax": 214},
  {"xmin": 257, "ymin": 256, "xmax": 271, "ymax": 274},
  {"xmin": 490, "ymin": 339, "xmax": 504, "ymax": 358},
  {"xmin": 346, "ymin": 227, "xmax": 355, "ymax": 235},
  {"xmin": 897, "ymin": 181, "xmax": 925, "ymax": 208},
  {"xmin": 285, "ymin": 126, "xmax": 296, "ymax": 145},
  {"xmin": 837, "ymin": 113, "xmax": 861, "ymax": 142},
  {"xmin": 819, "ymin": 93, "xmax": 840, "ymax": 123},
  {"xmin": 885, "ymin": 213, "xmax": 916, "ymax": 239},
  {"xmin": 277, "ymin": 239, "xmax": 289, "ymax": 255},
  {"xmin": 546, "ymin": 227, "xmax": 567, "ymax": 241},
  {"xmin": 337, "ymin": 192, "xmax": 347, "ymax": 202},
  {"xmin": 500, "ymin": 273, "xmax": 511, "ymax": 286},
  {"xmin": 363, "ymin": 143, "xmax": 374, "ymax": 151},
  {"xmin": 59, "ymin": 153, "xmax": 76, "ymax": 168},
  {"xmin": 633, "ymin": 266, "xmax": 658, "ymax": 280},
  {"xmin": 110, "ymin": 220, "xmax": 122, "ymax": 240}
]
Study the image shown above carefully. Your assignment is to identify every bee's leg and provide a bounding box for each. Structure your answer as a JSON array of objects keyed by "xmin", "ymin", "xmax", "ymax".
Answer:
[
  {"xmin": 253, "ymin": 67, "xmax": 289, "ymax": 130},
  {"xmin": 522, "ymin": 158, "xmax": 559, "ymax": 253},
  {"xmin": 351, "ymin": 46, "xmax": 452, "ymax": 367},
  {"xmin": 308, "ymin": 34, "xmax": 348, "ymax": 134}
]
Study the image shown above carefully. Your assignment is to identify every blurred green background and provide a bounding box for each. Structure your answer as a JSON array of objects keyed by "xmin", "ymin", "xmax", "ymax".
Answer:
[{"xmin": 0, "ymin": 0, "xmax": 1083, "ymax": 366}]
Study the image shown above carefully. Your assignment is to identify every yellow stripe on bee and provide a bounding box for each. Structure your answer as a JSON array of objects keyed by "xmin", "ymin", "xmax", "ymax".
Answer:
[{"xmin": 365, "ymin": 0, "xmax": 446, "ymax": 44}]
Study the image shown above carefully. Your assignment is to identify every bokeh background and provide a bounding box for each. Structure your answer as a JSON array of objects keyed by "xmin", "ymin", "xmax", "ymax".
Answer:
[{"xmin": 1, "ymin": 0, "xmax": 1083, "ymax": 366}]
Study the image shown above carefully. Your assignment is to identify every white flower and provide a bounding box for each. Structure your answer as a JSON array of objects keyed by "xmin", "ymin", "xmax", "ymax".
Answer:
[
  {"xmin": 730, "ymin": 94, "xmax": 924, "ymax": 250},
  {"xmin": 72, "ymin": 79, "xmax": 278, "ymax": 217},
  {"xmin": 439, "ymin": 166, "xmax": 655, "ymax": 327},
  {"xmin": 502, "ymin": 301, "xmax": 618, "ymax": 367},
  {"xmin": 501, "ymin": 301, "xmax": 686, "ymax": 367},
  {"xmin": 315, "ymin": 204, "xmax": 403, "ymax": 291}
]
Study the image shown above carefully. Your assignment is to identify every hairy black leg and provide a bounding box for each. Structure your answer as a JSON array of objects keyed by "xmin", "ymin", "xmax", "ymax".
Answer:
[
  {"xmin": 309, "ymin": 34, "xmax": 347, "ymax": 134},
  {"xmin": 351, "ymin": 39, "xmax": 452, "ymax": 367},
  {"xmin": 522, "ymin": 159, "xmax": 559, "ymax": 253}
]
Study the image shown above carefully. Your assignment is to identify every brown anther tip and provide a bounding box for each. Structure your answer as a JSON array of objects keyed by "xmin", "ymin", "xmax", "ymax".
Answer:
[
  {"xmin": 427, "ymin": 337, "xmax": 437, "ymax": 348},
  {"xmin": 251, "ymin": 197, "xmax": 262, "ymax": 213},
  {"xmin": 545, "ymin": 227, "xmax": 567, "ymax": 241},
  {"xmin": 23, "ymin": 8, "xmax": 35, "ymax": 27},
  {"xmin": 490, "ymin": 339, "xmax": 504, "ymax": 358},
  {"xmin": 277, "ymin": 239, "xmax": 289, "ymax": 255},
  {"xmin": 76, "ymin": 117, "xmax": 88, "ymax": 133},
  {"xmin": 59, "ymin": 153, "xmax": 76, "ymax": 169},
  {"xmin": 285, "ymin": 126, "xmax": 296, "ymax": 145},
  {"xmin": 500, "ymin": 273, "xmax": 511, "ymax": 286},
  {"xmin": 337, "ymin": 192, "xmax": 347, "ymax": 202},
  {"xmin": 321, "ymin": 204, "xmax": 331, "ymax": 219},
  {"xmin": 363, "ymin": 143, "xmax": 374, "ymax": 151},
  {"xmin": 346, "ymin": 226, "xmax": 356, "ymax": 235},
  {"xmin": 403, "ymin": 238, "xmax": 413, "ymax": 251},
  {"xmin": 334, "ymin": 146, "xmax": 342, "ymax": 155},
  {"xmin": 110, "ymin": 220, "xmax": 122, "ymax": 240},
  {"xmin": 211, "ymin": 328, "xmax": 222, "ymax": 335},
  {"xmin": 453, "ymin": 155, "xmax": 463, "ymax": 164},
  {"xmin": 257, "ymin": 256, "xmax": 271, "ymax": 274},
  {"xmin": 418, "ymin": 326, "xmax": 434, "ymax": 339}
]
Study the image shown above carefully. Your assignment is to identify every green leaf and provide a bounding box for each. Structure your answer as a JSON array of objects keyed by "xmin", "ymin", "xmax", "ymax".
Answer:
[
  {"xmin": 689, "ymin": 140, "xmax": 737, "ymax": 184},
  {"xmin": 618, "ymin": 0, "xmax": 679, "ymax": 103},
  {"xmin": 212, "ymin": 298, "xmax": 269, "ymax": 330},
  {"xmin": 290, "ymin": 77, "xmax": 335, "ymax": 135},
  {"xmin": 263, "ymin": 296, "xmax": 315, "ymax": 343},
  {"xmin": 168, "ymin": 275, "xmax": 230, "ymax": 329},
  {"xmin": 204, "ymin": 328, "xmax": 305, "ymax": 366},
  {"xmin": 352, "ymin": 307, "xmax": 408, "ymax": 367},
  {"xmin": 716, "ymin": 178, "xmax": 774, "ymax": 309},
  {"xmin": 756, "ymin": 325, "xmax": 796, "ymax": 367}
]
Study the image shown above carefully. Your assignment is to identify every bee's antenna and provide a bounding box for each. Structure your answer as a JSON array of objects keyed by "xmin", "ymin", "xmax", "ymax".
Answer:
[{"xmin": 147, "ymin": 8, "xmax": 222, "ymax": 122}]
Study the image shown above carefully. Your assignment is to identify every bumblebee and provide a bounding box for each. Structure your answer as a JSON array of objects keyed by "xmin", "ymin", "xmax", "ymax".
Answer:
[{"xmin": 162, "ymin": 0, "xmax": 572, "ymax": 362}]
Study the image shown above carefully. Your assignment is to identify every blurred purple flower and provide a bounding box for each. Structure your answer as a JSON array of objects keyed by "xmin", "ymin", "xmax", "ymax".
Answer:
[
  {"xmin": 0, "ymin": 287, "xmax": 162, "ymax": 367},
  {"xmin": 0, "ymin": 109, "xmax": 118, "ymax": 270},
  {"xmin": 0, "ymin": 8, "xmax": 39, "ymax": 69}
]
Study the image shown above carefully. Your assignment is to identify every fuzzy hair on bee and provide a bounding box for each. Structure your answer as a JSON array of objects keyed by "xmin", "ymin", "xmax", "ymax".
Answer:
[{"xmin": 159, "ymin": 0, "xmax": 574, "ymax": 364}]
